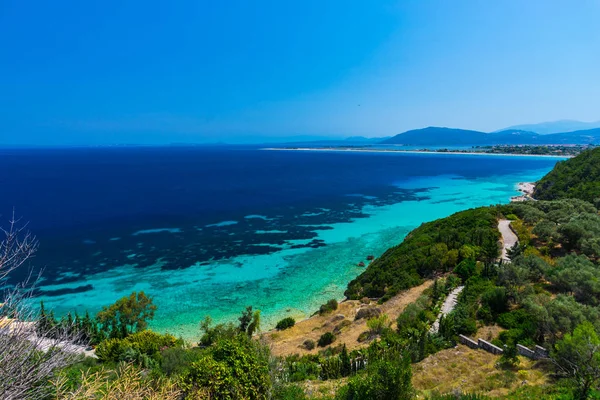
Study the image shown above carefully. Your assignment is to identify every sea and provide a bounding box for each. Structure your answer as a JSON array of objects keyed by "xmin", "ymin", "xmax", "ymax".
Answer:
[{"xmin": 0, "ymin": 145, "xmax": 563, "ymax": 339}]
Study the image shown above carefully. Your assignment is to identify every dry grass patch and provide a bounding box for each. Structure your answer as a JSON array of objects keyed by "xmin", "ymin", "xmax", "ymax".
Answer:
[
  {"xmin": 475, "ymin": 325, "xmax": 505, "ymax": 342},
  {"xmin": 263, "ymin": 281, "xmax": 432, "ymax": 357},
  {"xmin": 413, "ymin": 344, "xmax": 551, "ymax": 398},
  {"xmin": 299, "ymin": 378, "xmax": 347, "ymax": 399}
]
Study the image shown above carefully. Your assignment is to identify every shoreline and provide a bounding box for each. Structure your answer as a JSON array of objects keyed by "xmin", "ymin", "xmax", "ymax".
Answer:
[
  {"xmin": 160, "ymin": 174, "xmax": 545, "ymax": 342},
  {"xmin": 511, "ymin": 181, "xmax": 536, "ymax": 202},
  {"xmin": 260, "ymin": 177, "xmax": 538, "ymax": 343},
  {"xmin": 263, "ymin": 147, "xmax": 572, "ymax": 159}
]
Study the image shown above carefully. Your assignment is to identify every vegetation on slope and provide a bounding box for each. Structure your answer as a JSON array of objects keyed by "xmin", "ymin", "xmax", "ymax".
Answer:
[
  {"xmin": 535, "ymin": 146, "xmax": 600, "ymax": 204},
  {"xmin": 345, "ymin": 207, "xmax": 500, "ymax": 300}
]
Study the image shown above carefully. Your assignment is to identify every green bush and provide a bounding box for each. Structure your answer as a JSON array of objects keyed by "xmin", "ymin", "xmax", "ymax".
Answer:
[
  {"xmin": 272, "ymin": 384, "xmax": 308, "ymax": 400},
  {"xmin": 318, "ymin": 332, "xmax": 336, "ymax": 347},
  {"xmin": 276, "ymin": 317, "xmax": 296, "ymax": 330},
  {"xmin": 336, "ymin": 353, "xmax": 413, "ymax": 400},
  {"xmin": 183, "ymin": 335, "xmax": 270, "ymax": 399},
  {"xmin": 95, "ymin": 330, "xmax": 180, "ymax": 364},
  {"xmin": 319, "ymin": 299, "xmax": 339, "ymax": 315},
  {"xmin": 366, "ymin": 314, "xmax": 390, "ymax": 335},
  {"xmin": 454, "ymin": 258, "xmax": 477, "ymax": 282},
  {"xmin": 160, "ymin": 346, "xmax": 203, "ymax": 376}
]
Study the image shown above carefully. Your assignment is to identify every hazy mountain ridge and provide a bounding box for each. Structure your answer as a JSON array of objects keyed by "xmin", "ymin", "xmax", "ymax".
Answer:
[
  {"xmin": 383, "ymin": 126, "xmax": 600, "ymax": 146},
  {"xmin": 496, "ymin": 120, "xmax": 600, "ymax": 135}
]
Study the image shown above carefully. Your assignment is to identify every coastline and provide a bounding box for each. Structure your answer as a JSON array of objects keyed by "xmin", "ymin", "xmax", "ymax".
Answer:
[
  {"xmin": 263, "ymin": 147, "xmax": 572, "ymax": 159},
  {"xmin": 31, "ymin": 152, "xmax": 558, "ymax": 343},
  {"xmin": 511, "ymin": 181, "xmax": 536, "ymax": 202},
  {"xmin": 256, "ymin": 177, "xmax": 543, "ymax": 344}
]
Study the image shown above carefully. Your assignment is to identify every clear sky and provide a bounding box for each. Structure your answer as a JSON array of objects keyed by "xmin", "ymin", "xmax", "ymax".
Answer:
[{"xmin": 1, "ymin": 0, "xmax": 599, "ymax": 145}]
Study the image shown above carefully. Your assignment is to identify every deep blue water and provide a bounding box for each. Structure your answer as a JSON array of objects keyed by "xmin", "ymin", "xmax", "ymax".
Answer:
[{"xmin": 0, "ymin": 146, "xmax": 562, "ymax": 334}]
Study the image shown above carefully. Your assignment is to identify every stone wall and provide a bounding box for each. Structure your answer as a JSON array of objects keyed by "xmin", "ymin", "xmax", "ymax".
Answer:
[
  {"xmin": 517, "ymin": 344, "xmax": 535, "ymax": 358},
  {"xmin": 458, "ymin": 335, "xmax": 549, "ymax": 359},
  {"xmin": 534, "ymin": 345, "xmax": 549, "ymax": 359},
  {"xmin": 478, "ymin": 339, "xmax": 504, "ymax": 355},
  {"xmin": 458, "ymin": 334, "xmax": 479, "ymax": 349}
]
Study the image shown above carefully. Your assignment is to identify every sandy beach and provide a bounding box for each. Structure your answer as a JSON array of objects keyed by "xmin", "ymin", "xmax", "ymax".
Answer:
[
  {"xmin": 511, "ymin": 181, "xmax": 536, "ymax": 202},
  {"xmin": 264, "ymin": 147, "xmax": 572, "ymax": 159}
]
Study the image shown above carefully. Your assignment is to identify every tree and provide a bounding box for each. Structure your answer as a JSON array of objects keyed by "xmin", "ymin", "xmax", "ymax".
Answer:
[
  {"xmin": 454, "ymin": 259, "xmax": 476, "ymax": 282},
  {"xmin": 0, "ymin": 213, "xmax": 81, "ymax": 400},
  {"xmin": 96, "ymin": 291, "xmax": 157, "ymax": 338},
  {"xmin": 337, "ymin": 352, "xmax": 413, "ymax": 400},
  {"xmin": 238, "ymin": 306, "xmax": 253, "ymax": 332},
  {"xmin": 238, "ymin": 306, "xmax": 261, "ymax": 337},
  {"xmin": 482, "ymin": 238, "xmax": 500, "ymax": 277},
  {"xmin": 552, "ymin": 322, "xmax": 600, "ymax": 400}
]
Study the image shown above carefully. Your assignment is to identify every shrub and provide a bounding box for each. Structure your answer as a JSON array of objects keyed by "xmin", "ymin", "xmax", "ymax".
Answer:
[
  {"xmin": 276, "ymin": 317, "xmax": 296, "ymax": 330},
  {"xmin": 333, "ymin": 320, "xmax": 352, "ymax": 334},
  {"xmin": 302, "ymin": 339, "xmax": 315, "ymax": 350},
  {"xmin": 273, "ymin": 384, "xmax": 308, "ymax": 400},
  {"xmin": 53, "ymin": 363, "xmax": 181, "ymax": 400},
  {"xmin": 355, "ymin": 306, "xmax": 382, "ymax": 321},
  {"xmin": 318, "ymin": 332, "xmax": 336, "ymax": 347},
  {"xmin": 183, "ymin": 336, "xmax": 271, "ymax": 399},
  {"xmin": 367, "ymin": 314, "xmax": 390, "ymax": 335},
  {"xmin": 319, "ymin": 299, "xmax": 339, "ymax": 315},
  {"xmin": 336, "ymin": 353, "xmax": 413, "ymax": 400},
  {"xmin": 481, "ymin": 287, "xmax": 508, "ymax": 317},
  {"xmin": 161, "ymin": 347, "xmax": 203, "ymax": 376},
  {"xmin": 454, "ymin": 259, "xmax": 476, "ymax": 282},
  {"xmin": 199, "ymin": 316, "xmax": 238, "ymax": 346},
  {"xmin": 95, "ymin": 330, "xmax": 179, "ymax": 364}
]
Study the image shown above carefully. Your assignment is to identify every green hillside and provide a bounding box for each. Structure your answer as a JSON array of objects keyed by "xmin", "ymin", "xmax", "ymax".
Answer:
[
  {"xmin": 535, "ymin": 147, "xmax": 600, "ymax": 204},
  {"xmin": 345, "ymin": 207, "xmax": 499, "ymax": 300}
]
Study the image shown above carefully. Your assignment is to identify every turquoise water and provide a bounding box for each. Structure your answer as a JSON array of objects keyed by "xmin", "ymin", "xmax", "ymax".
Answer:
[{"xmin": 24, "ymin": 150, "xmax": 557, "ymax": 340}]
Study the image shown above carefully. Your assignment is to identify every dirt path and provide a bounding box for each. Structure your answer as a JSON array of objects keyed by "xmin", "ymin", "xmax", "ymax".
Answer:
[
  {"xmin": 430, "ymin": 286, "xmax": 464, "ymax": 333},
  {"xmin": 498, "ymin": 219, "xmax": 518, "ymax": 262},
  {"xmin": 263, "ymin": 281, "xmax": 432, "ymax": 356}
]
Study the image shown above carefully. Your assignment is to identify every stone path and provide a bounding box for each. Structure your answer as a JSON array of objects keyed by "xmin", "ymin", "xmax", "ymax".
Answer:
[
  {"xmin": 498, "ymin": 219, "xmax": 518, "ymax": 262},
  {"xmin": 430, "ymin": 286, "xmax": 464, "ymax": 333}
]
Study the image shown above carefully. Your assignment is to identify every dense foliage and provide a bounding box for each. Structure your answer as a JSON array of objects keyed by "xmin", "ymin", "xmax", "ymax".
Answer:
[
  {"xmin": 276, "ymin": 317, "xmax": 296, "ymax": 330},
  {"xmin": 345, "ymin": 207, "xmax": 499, "ymax": 300},
  {"xmin": 535, "ymin": 147, "xmax": 600, "ymax": 204}
]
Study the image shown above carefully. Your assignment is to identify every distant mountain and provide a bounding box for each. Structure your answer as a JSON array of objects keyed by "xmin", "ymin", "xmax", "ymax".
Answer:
[
  {"xmin": 487, "ymin": 129, "xmax": 541, "ymax": 143},
  {"xmin": 382, "ymin": 127, "xmax": 488, "ymax": 146},
  {"xmin": 382, "ymin": 126, "xmax": 600, "ymax": 146},
  {"xmin": 538, "ymin": 128, "xmax": 600, "ymax": 144},
  {"xmin": 496, "ymin": 120, "xmax": 600, "ymax": 135}
]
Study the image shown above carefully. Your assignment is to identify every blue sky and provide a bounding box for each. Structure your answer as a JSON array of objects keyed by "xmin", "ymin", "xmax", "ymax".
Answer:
[{"xmin": 1, "ymin": 0, "xmax": 599, "ymax": 145}]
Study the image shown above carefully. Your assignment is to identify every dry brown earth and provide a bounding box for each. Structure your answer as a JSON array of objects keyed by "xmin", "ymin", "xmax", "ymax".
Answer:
[{"xmin": 263, "ymin": 281, "xmax": 432, "ymax": 356}]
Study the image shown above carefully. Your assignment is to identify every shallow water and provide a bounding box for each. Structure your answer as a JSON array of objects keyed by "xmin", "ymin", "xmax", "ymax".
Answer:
[{"xmin": 0, "ymin": 147, "xmax": 561, "ymax": 339}]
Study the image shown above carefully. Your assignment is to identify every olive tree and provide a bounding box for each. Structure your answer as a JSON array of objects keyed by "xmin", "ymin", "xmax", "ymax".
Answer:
[{"xmin": 552, "ymin": 322, "xmax": 600, "ymax": 400}]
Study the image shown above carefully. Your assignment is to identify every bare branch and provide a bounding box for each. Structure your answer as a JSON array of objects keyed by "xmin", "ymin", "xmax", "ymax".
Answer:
[{"xmin": 0, "ymin": 212, "xmax": 86, "ymax": 400}]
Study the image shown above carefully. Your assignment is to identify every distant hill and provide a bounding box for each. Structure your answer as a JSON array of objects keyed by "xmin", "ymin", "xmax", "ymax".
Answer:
[
  {"xmin": 539, "ymin": 128, "xmax": 600, "ymax": 144},
  {"xmin": 382, "ymin": 126, "xmax": 600, "ymax": 146},
  {"xmin": 381, "ymin": 127, "xmax": 488, "ymax": 145},
  {"xmin": 534, "ymin": 146, "xmax": 600, "ymax": 204},
  {"xmin": 487, "ymin": 129, "xmax": 541, "ymax": 143},
  {"xmin": 496, "ymin": 120, "xmax": 600, "ymax": 135}
]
